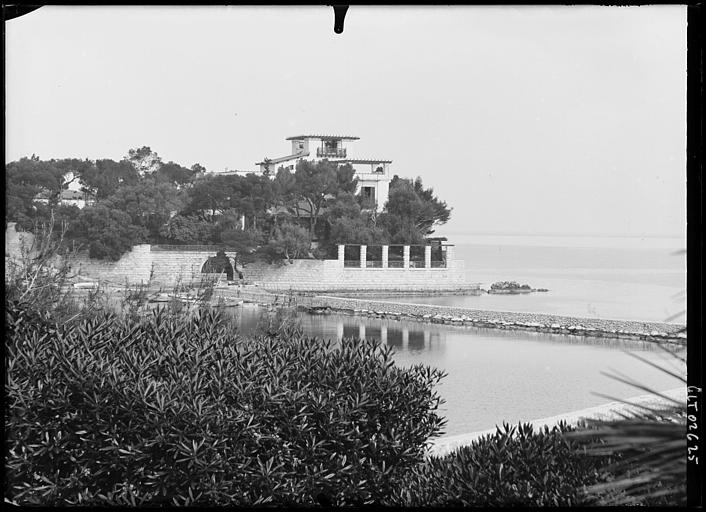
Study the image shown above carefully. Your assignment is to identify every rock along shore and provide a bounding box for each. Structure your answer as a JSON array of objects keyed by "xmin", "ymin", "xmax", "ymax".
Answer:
[
  {"xmin": 213, "ymin": 287, "xmax": 685, "ymax": 344},
  {"xmin": 294, "ymin": 295, "xmax": 686, "ymax": 344}
]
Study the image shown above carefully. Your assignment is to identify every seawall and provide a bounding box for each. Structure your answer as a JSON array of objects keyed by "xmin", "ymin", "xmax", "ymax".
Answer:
[{"xmin": 428, "ymin": 387, "xmax": 686, "ymax": 457}]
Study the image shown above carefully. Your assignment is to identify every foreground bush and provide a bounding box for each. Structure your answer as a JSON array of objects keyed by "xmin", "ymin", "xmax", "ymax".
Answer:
[
  {"xmin": 388, "ymin": 422, "xmax": 615, "ymax": 507},
  {"xmin": 5, "ymin": 300, "xmax": 445, "ymax": 506}
]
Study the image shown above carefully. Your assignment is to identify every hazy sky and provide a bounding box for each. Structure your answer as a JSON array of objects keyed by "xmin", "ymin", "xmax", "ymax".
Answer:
[{"xmin": 5, "ymin": 6, "xmax": 687, "ymax": 238}]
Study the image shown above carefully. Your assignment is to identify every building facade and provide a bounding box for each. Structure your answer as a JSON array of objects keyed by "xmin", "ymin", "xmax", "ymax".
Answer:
[{"xmin": 255, "ymin": 134, "xmax": 392, "ymax": 212}]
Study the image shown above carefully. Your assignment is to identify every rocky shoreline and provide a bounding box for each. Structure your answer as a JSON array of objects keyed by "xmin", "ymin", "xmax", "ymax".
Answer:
[
  {"xmin": 208, "ymin": 287, "xmax": 688, "ymax": 344},
  {"xmin": 295, "ymin": 295, "xmax": 686, "ymax": 344}
]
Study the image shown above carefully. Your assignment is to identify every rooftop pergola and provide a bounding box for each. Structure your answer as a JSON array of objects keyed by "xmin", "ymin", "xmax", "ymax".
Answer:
[
  {"xmin": 337, "ymin": 243, "xmax": 455, "ymax": 269},
  {"xmin": 285, "ymin": 134, "xmax": 360, "ymax": 141}
]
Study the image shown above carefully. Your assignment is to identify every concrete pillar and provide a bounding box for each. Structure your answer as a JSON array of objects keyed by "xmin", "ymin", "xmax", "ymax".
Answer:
[
  {"xmin": 381, "ymin": 325, "xmax": 388, "ymax": 344},
  {"xmin": 403, "ymin": 245, "xmax": 410, "ymax": 269},
  {"xmin": 424, "ymin": 245, "xmax": 432, "ymax": 268},
  {"xmin": 424, "ymin": 330, "xmax": 430, "ymax": 348},
  {"xmin": 446, "ymin": 245, "xmax": 455, "ymax": 261},
  {"xmin": 382, "ymin": 245, "xmax": 389, "ymax": 268},
  {"xmin": 338, "ymin": 245, "xmax": 345, "ymax": 267},
  {"xmin": 359, "ymin": 324, "xmax": 366, "ymax": 340},
  {"xmin": 402, "ymin": 328, "xmax": 409, "ymax": 349},
  {"xmin": 336, "ymin": 322, "xmax": 344, "ymax": 341},
  {"xmin": 239, "ymin": 214, "xmax": 246, "ymax": 230},
  {"xmin": 360, "ymin": 245, "xmax": 367, "ymax": 268}
]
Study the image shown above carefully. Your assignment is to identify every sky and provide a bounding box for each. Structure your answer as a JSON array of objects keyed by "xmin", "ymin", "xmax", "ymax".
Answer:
[{"xmin": 5, "ymin": 5, "xmax": 687, "ymax": 239}]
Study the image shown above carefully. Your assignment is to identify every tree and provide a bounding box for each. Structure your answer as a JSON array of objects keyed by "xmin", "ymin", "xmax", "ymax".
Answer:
[
  {"xmin": 261, "ymin": 222, "xmax": 311, "ymax": 264},
  {"xmin": 328, "ymin": 217, "xmax": 388, "ymax": 246},
  {"xmin": 229, "ymin": 173, "xmax": 277, "ymax": 229},
  {"xmin": 412, "ymin": 176, "xmax": 451, "ymax": 230},
  {"xmin": 158, "ymin": 214, "xmax": 216, "ymax": 244},
  {"xmin": 80, "ymin": 159, "xmax": 139, "ymax": 199},
  {"xmin": 67, "ymin": 205, "xmax": 146, "ymax": 261},
  {"xmin": 190, "ymin": 163, "xmax": 206, "ymax": 174},
  {"xmin": 156, "ymin": 161, "xmax": 197, "ymax": 187},
  {"xmin": 219, "ymin": 227, "xmax": 265, "ymax": 265},
  {"xmin": 201, "ymin": 250, "xmax": 234, "ymax": 280},
  {"xmin": 27, "ymin": 203, "xmax": 82, "ymax": 242},
  {"xmin": 6, "ymin": 157, "xmax": 67, "ymax": 225},
  {"xmin": 184, "ymin": 174, "xmax": 235, "ymax": 217},
  {"xmin": 315, "ymin": 192, "xmax": 373, "ymax": 254},
  {"xmin": 103, "ymin": 177, "xmax": 183, "ymax": 240},
  {"xmin": 290, "ymin": 160, "xmax": 346, "ymax": 238},
  {"xmin": 378, "ymin": 175, "xmax": 452, "ymax": 243},
  {"xmin": 336, "ymin": 163, "xmax": 358, "ymax": 195},
  {"xmin": 125, "ymin": 146, "xmax": 162, "ymax": 176}
]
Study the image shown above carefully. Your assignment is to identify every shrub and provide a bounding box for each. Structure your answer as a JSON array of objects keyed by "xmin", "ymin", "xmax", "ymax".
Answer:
[
  {"xmin": 5, "ymin": 302, "xmax": 446, "ymax": 506},
  {"xmin": 5, "ymin": 213, "xmax": 104, "ymax": 325},
  {"xmin": 388, "ymin": 422, "xmax": 616, "ymax": 507}
]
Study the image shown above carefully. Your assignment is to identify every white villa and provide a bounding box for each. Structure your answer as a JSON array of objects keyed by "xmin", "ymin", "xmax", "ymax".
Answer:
[
  {"xmin": 33, "ymin": 171, "xmax": 96, "ymax": 209},
  {"xmin": 255, "ymin": 134, "xmax": 392, "ymax": 212}
]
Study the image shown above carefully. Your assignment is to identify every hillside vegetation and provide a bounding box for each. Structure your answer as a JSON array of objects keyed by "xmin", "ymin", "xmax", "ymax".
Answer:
[{"xmin": 6, "ymin": 149, "xmax": 451, "ymax": 263}]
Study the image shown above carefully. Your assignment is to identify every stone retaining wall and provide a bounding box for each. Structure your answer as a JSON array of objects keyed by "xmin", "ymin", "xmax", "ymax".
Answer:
[
  {"xmin": 243, "ymin": 258, "xmax": 467, "ymax": 292},
  {"xmin": 298, "ymin": 296, "xmax": 686, "ymax": 341},
  {"xmin": 70, "ymin": 244, "xmax": 153, "ymax": 285},
  {"xmin": 150, "ymin": 250, "xmax": 217, "ymax": 286}
]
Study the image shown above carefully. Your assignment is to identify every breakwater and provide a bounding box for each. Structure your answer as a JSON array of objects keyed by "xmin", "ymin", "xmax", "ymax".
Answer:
[{"xmin": 292, "ymin": 295, "xmax": 686, "ymax": 344}]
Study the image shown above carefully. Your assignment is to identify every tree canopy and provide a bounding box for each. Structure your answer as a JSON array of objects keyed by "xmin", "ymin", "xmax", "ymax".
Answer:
[
  {"xmin": 6, "ymin": 152, "xmax": 452, "ymax": 264},
  {"xmin": 378, "ymin": 175, "xmax": 451, "ymax": 244}
]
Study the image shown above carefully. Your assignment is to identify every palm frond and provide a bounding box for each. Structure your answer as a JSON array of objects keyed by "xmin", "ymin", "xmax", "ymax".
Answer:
[
  {"xmin": 587, "ymin": 391, "xmax": 676, "ymax": 417},
  {"xmin": 620, "ymin": 350, "xmax": 687, "ymax": 384},
  {"xmin": 654, "ymin": 341, "xmax": 687, "ymax": 364},
  {"xmin": 599, "ymin": 370, "xmax": 683, "ymax": 406},
  {"xmin": 569, "ymin": 343, "xmax": 687, "ymax": 506}
]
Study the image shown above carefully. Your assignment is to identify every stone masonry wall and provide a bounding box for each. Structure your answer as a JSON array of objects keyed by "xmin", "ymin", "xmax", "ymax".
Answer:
[
  {"xmin": 5, "ymin": 223, "xmax": 35, "ymax": 259},
  {"xmin": 242, "ymin": 259, "xmax": 468, "ymax": 291},
  {"xmin": 70, "ymin": 244, "xmax": 153, "ymax": 285},
  {"xmin": 149, "ymin": 250, "xmax": 219, "ymax": 287}
]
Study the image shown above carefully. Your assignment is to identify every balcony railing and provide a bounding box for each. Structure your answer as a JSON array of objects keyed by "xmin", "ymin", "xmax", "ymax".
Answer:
[
  {"xmin": 317, "ymin": 148, "xmax": 347, "ymax": 158},
  {"xmin": 150, "ymin": 245, "xmax": 231, "ymax": 252}
]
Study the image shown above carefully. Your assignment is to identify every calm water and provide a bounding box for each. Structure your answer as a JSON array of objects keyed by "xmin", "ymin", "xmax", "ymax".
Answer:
[
  {"xmin": 380, "ymin": 239, "xmax": 686, "ymax": 323},
  {"xmin": 233, "ymin": 305, "xmax": 685, "ymax": 437}
]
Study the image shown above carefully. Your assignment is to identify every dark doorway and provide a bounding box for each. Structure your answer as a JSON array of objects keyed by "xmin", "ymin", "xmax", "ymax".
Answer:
[{"xmin": 201, "ymin": 250, "xmax": 234, "ymax": 280}]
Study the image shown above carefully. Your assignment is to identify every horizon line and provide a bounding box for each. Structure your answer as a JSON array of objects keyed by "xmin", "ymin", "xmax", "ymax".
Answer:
[{"xmin": 433, "ymin": 230, "xmax": 685, "ymax": 239}]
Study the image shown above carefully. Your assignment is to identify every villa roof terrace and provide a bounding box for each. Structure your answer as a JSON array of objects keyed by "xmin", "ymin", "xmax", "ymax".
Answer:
[{"xmin": 286, "ymin": 134, "xmax": 360, "ymax": 141}]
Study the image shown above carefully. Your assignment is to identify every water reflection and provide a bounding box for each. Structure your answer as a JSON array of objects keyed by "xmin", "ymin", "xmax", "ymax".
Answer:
[
  {"xmin": 227, "ymin": 305, "xmax": 685, "ymax": 436},
  {"xmin": 297, "ymin": 313, "xmax": 444, "ymax": 355}
]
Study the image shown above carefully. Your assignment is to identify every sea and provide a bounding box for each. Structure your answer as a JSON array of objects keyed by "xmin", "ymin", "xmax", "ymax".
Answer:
[
  {"xmin": 235, "ymin": 234, "xmax": 687, "ymax": 437},
  {"xmin": 383, "ymin": 234, "xmax": 687, "ymax": 324}
]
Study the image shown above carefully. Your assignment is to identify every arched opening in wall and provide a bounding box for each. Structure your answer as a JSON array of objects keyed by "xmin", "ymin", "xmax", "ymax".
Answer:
[{"xmin": 201, "ymin": 250, "xmax": 234, "ymax": 281}]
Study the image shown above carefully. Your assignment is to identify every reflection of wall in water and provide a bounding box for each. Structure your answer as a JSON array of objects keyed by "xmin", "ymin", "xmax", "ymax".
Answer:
[
  {"xmin": 335, "ymin": 316, "xmax": 443, "ymax": 353},
  {"xmin": 408, "ymin": 331, "xmax": 425, "ymax": 351}
]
